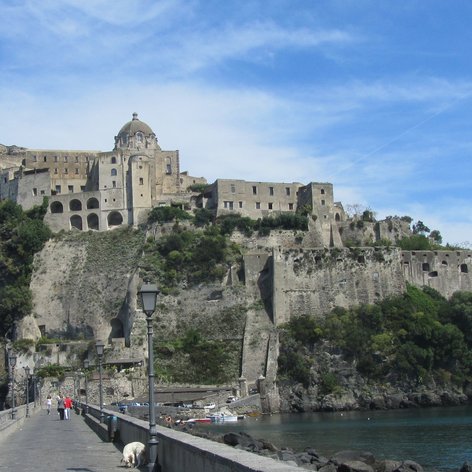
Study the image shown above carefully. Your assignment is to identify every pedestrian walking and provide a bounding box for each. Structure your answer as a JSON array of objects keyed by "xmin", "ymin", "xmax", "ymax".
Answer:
[
  {"xmin": 57, "ymin": 394, "xmax": 65, "ymax": 420},
  {"xmin": 46, "ymin": 395, "xmax": 52, "ymax": 415},
  {"xmin": 64, "ymin": 395, "xmax": 72, "ymax": 420}
]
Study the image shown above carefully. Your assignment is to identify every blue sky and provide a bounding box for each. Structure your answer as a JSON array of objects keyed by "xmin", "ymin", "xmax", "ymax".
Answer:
[{"xmin": 0, "ymin": 0, "xmax": 471, "ymax": 245}]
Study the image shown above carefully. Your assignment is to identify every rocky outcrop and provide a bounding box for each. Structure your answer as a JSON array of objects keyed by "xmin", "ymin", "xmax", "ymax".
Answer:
[{"xmin": 213, "ymin": 431, "xmax": 427, "ymax": 472}]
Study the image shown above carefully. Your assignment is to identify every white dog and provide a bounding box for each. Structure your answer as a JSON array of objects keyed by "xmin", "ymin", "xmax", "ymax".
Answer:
[{"xmin": 121, "ymin": 441, "xmax": 146, "ymax": 468}]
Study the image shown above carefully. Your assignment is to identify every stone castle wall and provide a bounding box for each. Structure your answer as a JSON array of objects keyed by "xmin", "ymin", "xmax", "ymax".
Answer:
[{"xmin": 259, "ymin": 247, "xmax": 472, "ymax": 325}]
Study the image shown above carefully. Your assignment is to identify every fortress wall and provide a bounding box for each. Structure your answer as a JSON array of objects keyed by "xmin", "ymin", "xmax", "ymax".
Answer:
[
  {"xmin": 272, "ymin": 247, "xmax": 406, "ymax": 324},
  {"xmin": 270, "ymin": 248, "xmax": 472, "ymax": 326},
  {"xmin": 402, "ymin": 250, "xmax": 472, "ymax": 298}
]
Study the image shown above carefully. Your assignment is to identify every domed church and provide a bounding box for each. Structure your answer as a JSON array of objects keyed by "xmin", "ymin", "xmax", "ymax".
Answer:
[{"xmin": 7, "ymin": 113, "xmax": 206, "ymax": 232}]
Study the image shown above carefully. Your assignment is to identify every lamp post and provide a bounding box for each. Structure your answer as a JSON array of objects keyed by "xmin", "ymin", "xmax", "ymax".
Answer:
[
  {"xmin": 24, "ymin": 366, "xmax": 30, "ymax": 418},
  {"xmin": 138, "ymin": 281, "xmax": 159, "ymax": 472},
  {"xmin": 95, "ymin": 341, "xmax": 105, "ymax": 424},
  {"xmin": 83, "ymin": 359, "xmax": 89, "ymax": 414},
  {"xmin": 31, "ymin": 375, "xmax": 37, "ymax": 407},
  {"xmin": 76, "ymin": 371, "xmax": 82, "ymax": 405},
  {"xmin": 8, "ymin": 351, "xmax": 17, "ymax": 420}
]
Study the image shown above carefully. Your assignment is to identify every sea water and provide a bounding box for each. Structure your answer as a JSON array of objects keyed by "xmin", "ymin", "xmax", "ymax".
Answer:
[{"xmin": 196, "ymin": 405, "xmax": 472, "ymax": 471}]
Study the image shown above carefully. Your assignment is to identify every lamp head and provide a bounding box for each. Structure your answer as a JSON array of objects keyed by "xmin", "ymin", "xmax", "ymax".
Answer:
[
  {"xmin": 84, "ymin": 359, "xmax": 89, "ymax": 369},
  {"xmin": 138, "ymin": 281, "xmax": 159, "ymax": 317},
  {"xmin": 24, "ymin": 366, "xmax": 30, "ymax": 377},
  {"xmin": 95, "ymin": 340, "xmax": 105, "ymax": 357},
  {"xmin": 8, "ymin": 352, "xmax": 17, "ymax": 368}
]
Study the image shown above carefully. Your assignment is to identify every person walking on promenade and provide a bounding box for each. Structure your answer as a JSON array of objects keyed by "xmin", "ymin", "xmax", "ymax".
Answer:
[
  {"xmin": 64, "ymin": 395, "xmax": 72, "ymax": 420},
  {"xmin": 57, "ymin": 394, "xmax": 65, "ymax": 420},
  {"xmin": 46, "ymin": 395, "xmax": 52, "ymax": 415}
]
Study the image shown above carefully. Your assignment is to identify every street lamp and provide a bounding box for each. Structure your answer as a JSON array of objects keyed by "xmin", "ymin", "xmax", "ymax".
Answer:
[
  {"xmin": 138, "ymin": 281, "xmax": 159, "ymax": 472},
  {"xmin": 83, "ymin": 359, "xmax": 89, "ymax": 414},
  {"xmin": 8, "ymin": 351, "xmax": 17, "ymax": 420},
  {"xmin": 24, "ymin": 366, "xmax": 30, "ymax": 418},
  {"xmin": 95, "ymin": 341, "xmax": 105, "ymax": 424}
]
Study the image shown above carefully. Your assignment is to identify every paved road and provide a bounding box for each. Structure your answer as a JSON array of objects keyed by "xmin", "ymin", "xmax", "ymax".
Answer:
[{"xmin": 0, "ymin": 409, "xmax": 124, "ymax": 471}]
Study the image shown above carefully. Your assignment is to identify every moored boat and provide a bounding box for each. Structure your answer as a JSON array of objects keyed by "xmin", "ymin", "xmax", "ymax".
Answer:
[{"xmin": 208, "ymin": 413, "xmax": 244, "ymax": 422}]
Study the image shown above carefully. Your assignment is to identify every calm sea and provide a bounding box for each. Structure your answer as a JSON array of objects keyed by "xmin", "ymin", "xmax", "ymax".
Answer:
[{"xmin": 194, "ymin": 405, "xmax": 472, "ymax": 471}]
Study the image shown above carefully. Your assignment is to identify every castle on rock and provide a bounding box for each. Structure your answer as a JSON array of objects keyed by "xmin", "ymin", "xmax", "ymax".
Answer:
[{"xmin": 0, "ymin": 113, "xmax": 345, "ymax": 244}]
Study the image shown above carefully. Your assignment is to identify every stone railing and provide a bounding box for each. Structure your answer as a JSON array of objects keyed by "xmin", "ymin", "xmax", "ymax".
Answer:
[
  {"xmin": 0, "ymin": 402, "xmax": 38, "ymax": 441},
  {"xmin": 82, "ymin": 403, "xmax": 300, "ymax": 472}
]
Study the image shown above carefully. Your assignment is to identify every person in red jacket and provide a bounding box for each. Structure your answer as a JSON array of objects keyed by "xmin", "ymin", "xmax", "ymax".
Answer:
[{"xmin": 64, "ymin": 395, "xmax": 73, "ymax": 420}]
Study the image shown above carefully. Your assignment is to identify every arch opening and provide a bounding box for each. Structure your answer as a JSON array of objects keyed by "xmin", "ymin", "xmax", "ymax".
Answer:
[
  {"xmin": 50, "ymin": 201, "xmax": 64, "ymax": 214},
  {"xmin": 70, "ymin": 199, "xmax": 82, "ymax": 211},
  {"xmin": 70, "ymin": 215, "xmax": 83, "ymax": 230}
]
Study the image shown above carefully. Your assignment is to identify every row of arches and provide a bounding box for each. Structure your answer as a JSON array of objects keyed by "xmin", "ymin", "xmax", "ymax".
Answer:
[
  {"xmin": 51, "ymin": 197, "xmax": 99, "ymax": 214},
  {"xmin": 69, "ymin": 211, "xmax": 124, "ymax": 231}
]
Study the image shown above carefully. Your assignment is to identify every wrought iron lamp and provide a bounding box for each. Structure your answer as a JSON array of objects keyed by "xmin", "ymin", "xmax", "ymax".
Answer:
[{"xmin": 138, "ymin": 281, "xmax": 159, "ymax": 472}]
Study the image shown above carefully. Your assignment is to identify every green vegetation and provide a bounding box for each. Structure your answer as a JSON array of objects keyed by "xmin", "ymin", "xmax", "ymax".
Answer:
[
  {"xmin": 36, "ymin": 363, "xmax": 65, "ymax": 380},
  {"xmin": 148, "ymin": 206, "xmax": 193, "ymax": 224},
  {"xmin": 193, "ymin": 208, "xmax": 214, "ymax": 227},
  {"xmin": 279, "ymin": 286, "xmax": 472, "ymax": 388},
  {"xmin": 12, "ymin": 338, "xmax": 36, "ymax": 353},
  {"xmin": 187, "ymin": 183, "xmax": 208, "ymax": 193},
  {"xmin": 154, "ymin": 328, "xmax": 239, "ymax": 384},
  {"xmin": 215, "ymin": 212, "xmax": 308, "ymax": 237},
  {"xmin": 0, "ymin": 198, "xmax": 51, "ymax": 336},
  {"xmin": 36, "ymin": 336, "xmax": 65, "ymax": 345},
  {"xmin": 141, "ymin": 225, "xmax": 241, "ymax": 293}
]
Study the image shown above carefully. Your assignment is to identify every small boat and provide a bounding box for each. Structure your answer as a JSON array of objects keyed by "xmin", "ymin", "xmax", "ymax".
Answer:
[
  {"xmin": 208, "ymin": 413, "xmax": 244, "ymax": 423},
  {"xmin": 185, "ymin": 417, "xmax": 212, "ymax": 424}
]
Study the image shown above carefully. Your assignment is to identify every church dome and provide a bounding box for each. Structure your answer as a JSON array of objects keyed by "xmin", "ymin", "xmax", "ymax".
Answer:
[
  {"xmin": 118, "ymin": 113, "xmax": 154, "ymax": 136},
  {"xmin": 114, "ymin": 113, "xmax": 159, "ymax": 150}
]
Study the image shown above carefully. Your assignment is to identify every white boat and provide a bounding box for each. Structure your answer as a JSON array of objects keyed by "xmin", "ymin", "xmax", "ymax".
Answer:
[{"xmin": 208, "ymin": 413, "xmax": 244, "ymax": 423}]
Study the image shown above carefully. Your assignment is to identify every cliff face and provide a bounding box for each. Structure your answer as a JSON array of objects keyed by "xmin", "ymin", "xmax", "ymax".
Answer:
[
  {"xmin": 19, "ymin": 225, "xmax": 472, "ymax": 412},
  {"xmin": 28, "ymin": 228, "xmax": 145, "ymax": 342}
]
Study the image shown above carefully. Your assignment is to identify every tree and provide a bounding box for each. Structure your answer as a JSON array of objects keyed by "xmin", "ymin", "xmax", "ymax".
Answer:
[
  {"xmin": 429, "ymin": 230, "xmax": 442, "ymax": 244},
  {"xmin": 412, "ymin": 220, "xmax": 430, "ymax": 235}
]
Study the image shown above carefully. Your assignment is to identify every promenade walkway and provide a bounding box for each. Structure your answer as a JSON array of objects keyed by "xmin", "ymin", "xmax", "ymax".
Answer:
[{"xmin": 0, "ymin": 408, "xmax": 124, "ymax": 471}]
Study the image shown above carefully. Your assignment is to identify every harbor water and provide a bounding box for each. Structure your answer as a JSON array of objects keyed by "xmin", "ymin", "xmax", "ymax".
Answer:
[{"xmin": 194, "ymin": 405, "xmax": 472, "ymax": 471}]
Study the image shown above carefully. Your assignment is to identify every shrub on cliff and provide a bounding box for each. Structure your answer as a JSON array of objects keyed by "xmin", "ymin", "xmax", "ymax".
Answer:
[
  {"xmin": 141, "ymin": 225, "xmax": 241, "ymax": 293},
  {"xmin": 278, "ymin": 286, "xmax": 472, "ymax": 391}
]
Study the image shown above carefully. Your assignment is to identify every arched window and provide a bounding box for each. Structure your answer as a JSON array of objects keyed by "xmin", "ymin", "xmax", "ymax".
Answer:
[
  {"xmin": 335, "ymin": 213, "xmax": 341, "ymax": 222},
  {"xmin": 108, "ymin": 211, "xmax": 123, "ymax": 227},
  {"xmin": 87, "ymin": 197, "xmax": 99, "ymax": 209},
  {"xmin": 87, "ymin": 213, "xmax": 99, "ymax": 230},
  {"xmin": 111, "ymin": 156, "xmax": 117, "ymax": 164},
  {"xmin": 69, "ymin": 199, "xmax": 82, "ymax": 211},
  {"xmin": 166, "ymin": 157, "xmax": 172, "ymax": 175},
  {"xmin": 136, "ymin": 132, "xmax": 143, "ymax": 143},
  {"xmin": 50, "ymin": 201, "xmax": 63, "ymax": 213},
  {"xmin": 111, "ymin": 168, "xmax": 117, "ymax": 176},
  {"xmin": 70, "ymin": 215, "xmax": 83, "ymax": 230}
]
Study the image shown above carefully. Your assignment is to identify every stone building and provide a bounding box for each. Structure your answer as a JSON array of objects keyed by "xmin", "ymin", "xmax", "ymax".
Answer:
[{"xmin": 0, "ymin": 113, "xmax": 344, "ymax": 242}]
